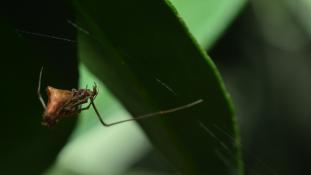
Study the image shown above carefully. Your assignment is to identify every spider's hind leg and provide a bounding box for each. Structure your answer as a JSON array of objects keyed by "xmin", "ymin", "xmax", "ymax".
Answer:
[{"xmin": 37, "ymin": 66, "xmax": 47, "ymax": 109}]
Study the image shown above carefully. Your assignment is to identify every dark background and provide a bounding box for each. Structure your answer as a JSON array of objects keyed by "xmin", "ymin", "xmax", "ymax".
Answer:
[{"xmin": 0, "ymin": 1, "xmax": 78, "ymax": 174}]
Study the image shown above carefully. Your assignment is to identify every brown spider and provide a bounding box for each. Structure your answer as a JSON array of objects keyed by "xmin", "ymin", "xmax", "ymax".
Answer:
[{"xmin": 37, "ymin": 67, "xmax": 203, "ymax": 127}]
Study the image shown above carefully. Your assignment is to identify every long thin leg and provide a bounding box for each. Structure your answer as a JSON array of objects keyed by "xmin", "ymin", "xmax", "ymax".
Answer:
[
  {"xmin": 16, "ymin": 29, "xmax": 76, "ymax": 43},
  {"xmin": 37, "ymin": 66, "xmax": 46, "ymax": 109},
  {"xmin": 90, "ymin": 98, "xmax": 204, "ymax": 127}
]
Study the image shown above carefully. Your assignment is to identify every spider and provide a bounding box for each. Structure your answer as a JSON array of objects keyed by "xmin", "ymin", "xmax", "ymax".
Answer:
[{"xmin": 37, "ymin": 67, "xmax": 203, "ymax": 127}]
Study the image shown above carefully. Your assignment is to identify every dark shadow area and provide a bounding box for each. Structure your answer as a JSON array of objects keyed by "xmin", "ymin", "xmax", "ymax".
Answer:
[{"xmin": 0, "ymin": 1, "xmax": 79, "ymax": 174}]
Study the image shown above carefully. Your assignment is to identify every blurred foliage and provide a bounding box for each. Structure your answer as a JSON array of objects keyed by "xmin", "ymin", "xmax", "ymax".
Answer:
[
  {"xmin": 209, "ymin": 0, "xmax": 311, "ymax": 174},
  {"xmin": 170, "ymin": 0, "xmax": 246, "ymax": 48}
]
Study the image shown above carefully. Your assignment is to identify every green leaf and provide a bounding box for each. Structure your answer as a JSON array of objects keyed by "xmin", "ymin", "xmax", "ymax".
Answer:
[
  {"xmin": 71, "ymin": 0, "xmax": 243, "ymax": 174},
  {"xmin": 170, "ymin": 0, "xmax": 246, "ymax": 48}
]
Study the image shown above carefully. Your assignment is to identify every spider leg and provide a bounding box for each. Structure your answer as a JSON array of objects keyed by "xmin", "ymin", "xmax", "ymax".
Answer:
[
  {"xmin": 90, "ymin": 98, "xmax": 204, "ymax": 127},
  {"xmin": 80, "ymin": 102, "xmax": 92, "ymax": 111},
  {"xmin": 37, "ymin": 66, "xmax": 46, "ymax": 109},
  {"xmin": 70, "ymin": 93, "xmax": 98, "ymax": 114},
  {"xmin": 90, "ymin": 97, "xmax": 110, "ymax": 126},
  {"xmin": 92, "ymin": 82, "xmax": 98, "ymax": 96}
]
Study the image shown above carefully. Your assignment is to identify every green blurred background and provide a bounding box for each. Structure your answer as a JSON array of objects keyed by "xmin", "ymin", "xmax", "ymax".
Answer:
[{"xmin": 1, "ymin": 0, "xmax": 311, "ymax": 174}]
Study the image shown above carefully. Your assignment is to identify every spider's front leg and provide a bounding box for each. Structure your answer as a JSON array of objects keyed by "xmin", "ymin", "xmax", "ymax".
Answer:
[
  {"xmin": 79, "ymin": 101, "xmax": 92, "ymax": 111},
  {"xmin": 92, "ymin": 82, "xmax": 98, "ymax": 98},
  {"xmin": 76, "ymin": 95, "xmax": 98, "ymax": 113}
]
